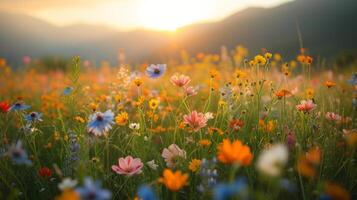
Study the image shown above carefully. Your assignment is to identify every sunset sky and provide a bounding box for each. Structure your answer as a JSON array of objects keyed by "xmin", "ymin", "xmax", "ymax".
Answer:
[{"xmin": 0, "ymin": 0, "xmax": 291, "ymax": 31}]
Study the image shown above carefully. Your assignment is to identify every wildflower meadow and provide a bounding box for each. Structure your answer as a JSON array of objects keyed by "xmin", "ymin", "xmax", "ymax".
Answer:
[{"xmin": 0, "ymin": 47, "xmax": 356, "ymax": 200}]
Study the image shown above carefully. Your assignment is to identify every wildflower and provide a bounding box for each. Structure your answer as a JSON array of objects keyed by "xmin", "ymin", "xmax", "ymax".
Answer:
[
  {"xmin": 25, "ymin": 112, "xmax": 43, "ymax": 123},
  {"xmin": 184, "ymin": 86, "xmax": 198, "ymax": 96},
  {"xmin": 233, "ymin": 70, "xmax": 247, "ymax": 79},
  {"xmin": 275, "ymin": 89, "xmax": 292, "ymax": 99},
  {"xmin": 259, "ymin": 120, "xmax": 275, "ymax": 132},
  {"xmin": 183, "ymin": 111, "xmax": 208, "ymax": 132},
  {"xmin": 305, "ymin": 56, "xmax": 313, "ymax": 65},
  {"xmin": 296, "ymin": 100, "xmax": 316, "ymax": 113},
  {"xmin": 4, "ymin": 141, "xmax": 32, "ymax": 165},
  {"xmin": 249, "ymin": 60, "xmax": 256, "ymax": 67},
  {"xmin": 112, "ymin": 156, "xmax": 143, "ymax": 176},
  {"xmin": 286, "ymin": 131, "xmax": 296, "ymax": 149},
  {"xmin": 74, "ymin": 116, "xmax": 85, "ymax": 123},
  {"xmin": 89, "ymin": 103, "xmax": 98, "ymax": 111},
  {"xmin": 347, "ymin": 73, "xmax": 357, "ymax": 85},
  {"xmin": 199, "ymin": 139, "xmax": 211, "ymax": 147},
  {"xmin": 324, "ymin": 81, "xmax": 336, "ymax": 88},
  {"xmin": 325, "ymin": 112, "xmax": 341, "ymax": 121},
  {"xmin": 76, "ymin": 177, "xmax": 111, "ymax": 200},
  {"xmin": 323, "ymin": 182, "xmax": 350, "ymax": 200},
  {"xmin": 209, "ymin": 69, "xmax": 219, "ymax": 79},
  {"xmin": 162, "ymin": 144, "xmax": 186, "ymax": 168},
  {"xmin": 146, "ymin": 160, "xmax": 159, "ymax": 170},
  {"xmin": 10, "ymin": 101, "xmax": 30, "ymax": 111},
  {"xmin": 87, "ymin": 110, "xmax": 114, "ymax": 136},
  {"xmin": 264, "ymin": 52, "xmax": 272, "ymax": 59},
  {"xmin": 254, "ymin": 55, "xmax": 267, "ymax": 65},
  {"xmin": 170, "ymin": 74, "xmax": 191, "ymax": 87},
  {"xmin": 38, "ymin": 167, "xmax": 52, "ymax": 178},
  {"xmin": 213, "ymin": 177, "xmax": 248, "ymax": 200},
  {"xmin": 204, "ymin": 112, "xmax": 214, "ymax": 120},
  {"xmin": 149, "ymin": 99, "xmax": 159, "ymax": 110},
  {"xmin": 217, "ymin": 139, "xmax": 253, "ymax": 166},
  {"xmin": 274, "ymin": 53, "xmax": 282, "ymax": 61},
  {"xmin": 297, "ymin": 147, "xmax": 321, "ymax": 178},
  {"xmin": 55, "ymin": 190, "xmax": 80, "ymax": 200},
  {"xmin": 115, "ymin": 111, "xmax": 129, "ymax": 126},
  {"xmin": 208, "ymin": 127, "xmax": 224, "ymax": 135},
  {"xmin": 137, "ymin": 185, "xmax": 158, "ymax": 200},
  {"xmin": 63, "ymin": 87, "xmax": 74, "ymax": 95},
  {"xmin": 146, "ymin": 64, "xmax": 166, "ymax": 79},
  {"xmin": 188, "ymin": 159, "xmax": 201, "ymax": 172},
  {"xmin": 229, "ymin": 119, "xmax": 244, "ymax": 131},
  {"xmin": 129, "ymin": 123, "xmax": 140, "ymax": 130},
  {"xmin": 256, "ymin": 144, "xmax": 288, "ymax": 177},
  {"xmin": 0, "ymin": 101, "xmax": 10, "ymax": 113},
  {"xmin": 305, "ymin": 88, "xmax": 314, "ymax": 99},
  {"xmin": 58, "ymin": 177, "xmax": 78, "ymax": 191},
  {"xmin": 133, "ymin": 77, "xmax": 143, "ymax": 87},
  {"xmin": 158, "ymin": 169, "xmax": 188, "ymax": 192},
  {"xmin": 198, "ymin": 158, "xmax": 218, "ymax": 192}
]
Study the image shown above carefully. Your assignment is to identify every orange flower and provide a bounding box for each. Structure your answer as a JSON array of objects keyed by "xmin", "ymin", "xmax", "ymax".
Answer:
[
  {"xmin": 199, "ymin": 139, "xmax": 211, "ymax": 147},
  {"xmin": 275, "ymin": 89, "xmax": 292, "ymax": 99},
  {"xmin": 324, "ymin": 182, "xmax": 351, "ymax": 200},
  {"xmin": 55, "ymin": 190, "xmax": 80, "ymax": 200},
  {"xmin": 158, "ymin": 169, "xmax": 188, "ymax": 192},
  {"xmin": 297, "ymin": 146, "xmax": 321, "ymax": 178},
  {"xmin": 325, "ymin": 81, "xmax": 336, "ymax": 88},
  {"xmin": 217, "ymin": 139, "xmax": 253, "ymax": 166}
]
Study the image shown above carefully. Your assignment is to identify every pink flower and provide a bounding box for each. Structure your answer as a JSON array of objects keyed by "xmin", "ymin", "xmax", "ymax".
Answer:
[
  {"xmin": 170, "ymin": 74, "xmax": 191, "ymax": 87},
  {"xmin": 111, "ymin": 156, "xmax": 143, "ymax": 176},
  {"xmin": 162, "ymin": 144, "xmax": 186, "ymax": 168},
  {"xmin": 183, "ymin": 111, "xmax": 208, "ymax": 132},
  {"xmin": 296, "ymin": 100, "xmax": 316, "ymax": 113},
  {"xmin": 184, "ymin": 86, "xmax": 198, "ymax": 96},
  {"xmin": 325, "ymin": 112, "xmax": 341, "ymax": 121}
]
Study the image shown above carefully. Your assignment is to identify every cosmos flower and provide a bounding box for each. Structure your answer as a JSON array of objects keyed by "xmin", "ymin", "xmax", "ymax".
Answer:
[
  {"xmin": 4, "ymin": 140, "xmax": 32, "ymax": 165},
  {"xmin": 9, "ymin": 101, "xmax": 30, "ymax": 111},
  {"xmin": 256, "ymin": 144, "xmax": 288, "ymax": 177},
  {"xmin": 183, "ymin": 111, "xmax": 208, "ymax": 132},
  {"xmin": 146, "ymin": 64, "xmax": 167, "ymax": 79},
  {"xmin": 158, "ymin": 169, "xmax": 188, "ymax": 192},
  {"xmin": 217, "ymin": 139, "xmax": 253, "ymax": 166},
  {"xmin": 0, "ymin": 101, "xmax": 10, "ymax": 113},
  {"xmin": 184, "ymin": 86, "xmax": 198, "ymax": 96},
  {"xmin": 87, "ymin": 110, "xmax": 114, "ymax": 136},
  {"xmin": 170, "ymin": 74, "xmax": 191, "ymax": 87},
  {"xmin": 111, "ymin": 156, "xmax": 143, "ymax": 176},
  {"xmin": 25, "ymin": 112, "xmax": 43, "ymax": 123},
  {"xmin": 146, "ymin": 160, "xmax": 159, "ymax": 170},
  {"xmin": 76, "ymin": 178, "xmax": 111, "ymax": 200},
  {"xmin": 296, "ymin": 100, "xmax": 316, "ymax": 113},
  {"xmin": 137, "ymin": 185, "xmax": 157, "ymax": 200},
  {"xmin": 58, "ymin": 178, "xmax": 78, "ymax": 191},
  {"xmin": 162, "ymin": 144, "xmax": 186, "ymax": 168},
  {"xmin": 325, "ymin": 112, "xmax": 341, "ymax": 121}
]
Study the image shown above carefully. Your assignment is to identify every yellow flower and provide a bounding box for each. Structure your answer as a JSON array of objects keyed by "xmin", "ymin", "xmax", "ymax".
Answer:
[
  {"xmin": 234, "ymin": 70, "xmax": 247, "ymax": 79},
  {"xmin": 149, "ymin": 99, "xmax": 159, "ymax": 110},
  {"xmin": 274, "ymin": 53, "xmax": 282, "ymax": 61},
  {"xmin": 305, "ymin": 88, "xmax": 314, "ymax": 99},
  {"xmin": 254, "ymin": 55, "xmax": 267, "ymax": 65},
  {"xmin": 133, "ymin": 77, "xmax": 143, "ymax": 87},
  {"xmin": 89, "ymin": 102, "xmax": 98, "ymax": 111},
  {"xmin": 55, "ymin": 190, "xmax": 80, "ymax": 200},
  {"xmin": 218, "ymin": 100, "xmax": 226, "ymax": 107},
  {"xmin": 209, "ymin": 69, "xmax": 219, "ymax": 79},
  {"xmin": 249, "ymin": 60, "xmax": 256, "ymax": 67},
  {"xmin": 264, "ymin": 52, "xmax": 272, "ymax": 59},
  {"xmin": 133, "ymin": 96, "xmax": 145, "ymax": 107},
  {"xmin": 115, "ymin": 111, "xmax": 129, "ymax": 126},
  {"xmin": 114, "ymin": 94, "xmax": 122, "ymax": 102},
  {"xmin": 217, "ymin": 139, "xmax": 253, "ymax": 166},
  {"xmin": 158, "ymin": 169, "xmax": 188, "ymax": 192},
  {"xmin": 199, "ymin": 139, "xmax": 211, "ymax": 147},
  {"xmin": 324, "ymin": 81, "xmax": 336, "ymax": 88},
  {"xmin": 74, "ymin": 116, "xmax": 85, "ymax": 123},
  {"xmin": 188, "ymin": 159, "xmax": 202, "ymax": 172}
]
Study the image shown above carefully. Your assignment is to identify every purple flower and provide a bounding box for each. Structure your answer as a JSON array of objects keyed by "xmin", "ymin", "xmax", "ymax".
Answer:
[
  {"xmin": 4, "ymin": 141, "xmax": 32, "ymax": 165},
  {"xmin": 146, "ymin": 64, "xmax": 166, "ymax": 79}
]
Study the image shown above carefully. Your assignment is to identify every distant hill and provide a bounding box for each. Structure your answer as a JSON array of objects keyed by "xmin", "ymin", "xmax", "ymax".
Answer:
[{"xmin": 0, "ymin": 0, "xmax": 356, "ymax": 67}]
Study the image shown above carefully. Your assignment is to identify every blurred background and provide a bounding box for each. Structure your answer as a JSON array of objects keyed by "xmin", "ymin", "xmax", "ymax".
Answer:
[{"xmin": 0, "ymin": 0, "xmax": 356, "ymax": 67}]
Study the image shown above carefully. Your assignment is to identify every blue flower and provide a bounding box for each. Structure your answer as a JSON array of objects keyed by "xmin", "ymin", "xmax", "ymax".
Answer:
[
  {"xmin": 279, "ymin": 179, "xmax": 296, "ymax": 193},
  {"xmin": 213, "ymin": 177, "xmax": 248, "ymax": 200},
  {"xmin": 76, "ymin": 177, "xmax": 111, "ymax": 200},
  {"xmin": 63, "ymin": 87, "xmax": 74, "ymax": 95},
  {"xmin": 146, "ymin": 64, "xmax": 166, "ymax": 79},
  {"xmin": 24, "ymin": 112, "xmax": 43, "ymax": 123},
  {"xmin": 348, "ymin": 73, "xmax": 357, "ymax": 85},
  {"xmin": 10, "ymin": 102, "xmax": 30, "ymax": 111},
  {"xmin": 137, "ymin": 185, "xmax": 157, "ymax": 200},
  {"xmin": 87, "ymin": 110, "xmax": 114, "ymax": 136},
  {"xmin": 4, "ymin": 141, "xmax": 32, "ymax": 165}
]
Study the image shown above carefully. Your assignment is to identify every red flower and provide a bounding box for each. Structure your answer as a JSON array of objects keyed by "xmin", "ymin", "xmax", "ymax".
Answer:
[
  {"xmin": 229, "ymin": 119, "xmax": 244, "ymax": 131},
  {"xmin": 38, "ymin": 167, "xmax": 52, "ymax": 178},
  {"xmin": 0, "ymin": 101, "xmax": 10, "ymax": 113}
]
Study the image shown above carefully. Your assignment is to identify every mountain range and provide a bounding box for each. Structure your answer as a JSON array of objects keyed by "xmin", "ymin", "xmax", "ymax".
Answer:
[{"xmin": 0, "ymin": 0, "xmax": 356, "ymax": 66}]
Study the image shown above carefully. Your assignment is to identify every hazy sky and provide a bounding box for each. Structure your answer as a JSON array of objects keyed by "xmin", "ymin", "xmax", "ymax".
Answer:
[{"xmin": 0, "ymin": 0, "xmax": 292, "ymax": 31}]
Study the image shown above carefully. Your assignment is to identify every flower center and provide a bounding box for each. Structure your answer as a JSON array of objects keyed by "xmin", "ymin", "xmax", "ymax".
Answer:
[
  {"xmin": 30, "ymin": 112, "xmax": 36, "ymax": 118},
  {"xmin": 154, "ymin": 69, "xmax": 161, "ymax": 74},
  {"xmin": 96, "ymin": 115, "xmax": 104, "ymax": 121}
]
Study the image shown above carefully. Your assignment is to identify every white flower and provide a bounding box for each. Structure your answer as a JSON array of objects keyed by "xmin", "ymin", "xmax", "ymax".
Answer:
[
  {"xmin": 256, "ymin": 144, "xmax": 288, "ymax": 177},
  {"xmin": 146, "ymin": 160, "xmax": 159, "ymax": 170},
  {"xmin": 129, "ymin": 123, "xmax": 140, "ymax": 130},
  {"xmin": 204, "ymin": 112, "xmax": 214, "ymax": 120},
  {"xmin": 58, "ymin": 177, "xmax": 78, "ymax": 191},
  {"xmin": 162, "ymin": 144, "xmax": 186, "ymax": 168}
]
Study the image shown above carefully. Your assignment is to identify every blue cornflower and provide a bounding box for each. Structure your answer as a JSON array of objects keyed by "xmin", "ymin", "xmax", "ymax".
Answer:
[
  {"xmin": 76, "ymin": 177, "xmax": 111, "ymax": 200},
  {"xmin": 10, "ymin": 102, "xmax": 30, "ymax": 111},
  {"xmin": 63, "ymin": 86, "xmax": 74, "ymax": 95},
  {"xmin": 24, "ymin": 112, "xmax": 43, "ymax": 123},
  {"xmin": 213, "ymin": 177, "xmax": 248, "ymax": 200},
  {"xmin": 4, "ymin": 141, "xmax": 32, "ymax": 165},
  {"xmin": 279, "ymin": 179, "xmax": 297, "ymax": 193},
  {"xmin": 87, "ymin": 110, "xmax": 114, "ymax": 136},
  {"xmin": 146, "ymin": 64, "xmax": 166, "ymax": 79},
  {"xmin": 348, "ymin": 73, "xmax": 357, "ymax": 85},
  {"xmin": 137, "ymin": 185, "xmax": 157, "ymax": 200}
]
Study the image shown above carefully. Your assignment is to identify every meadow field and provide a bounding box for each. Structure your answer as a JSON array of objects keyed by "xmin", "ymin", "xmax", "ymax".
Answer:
[{"xmin": 0, "ymin": 47, "xmax": 356, "ymax": 200}]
